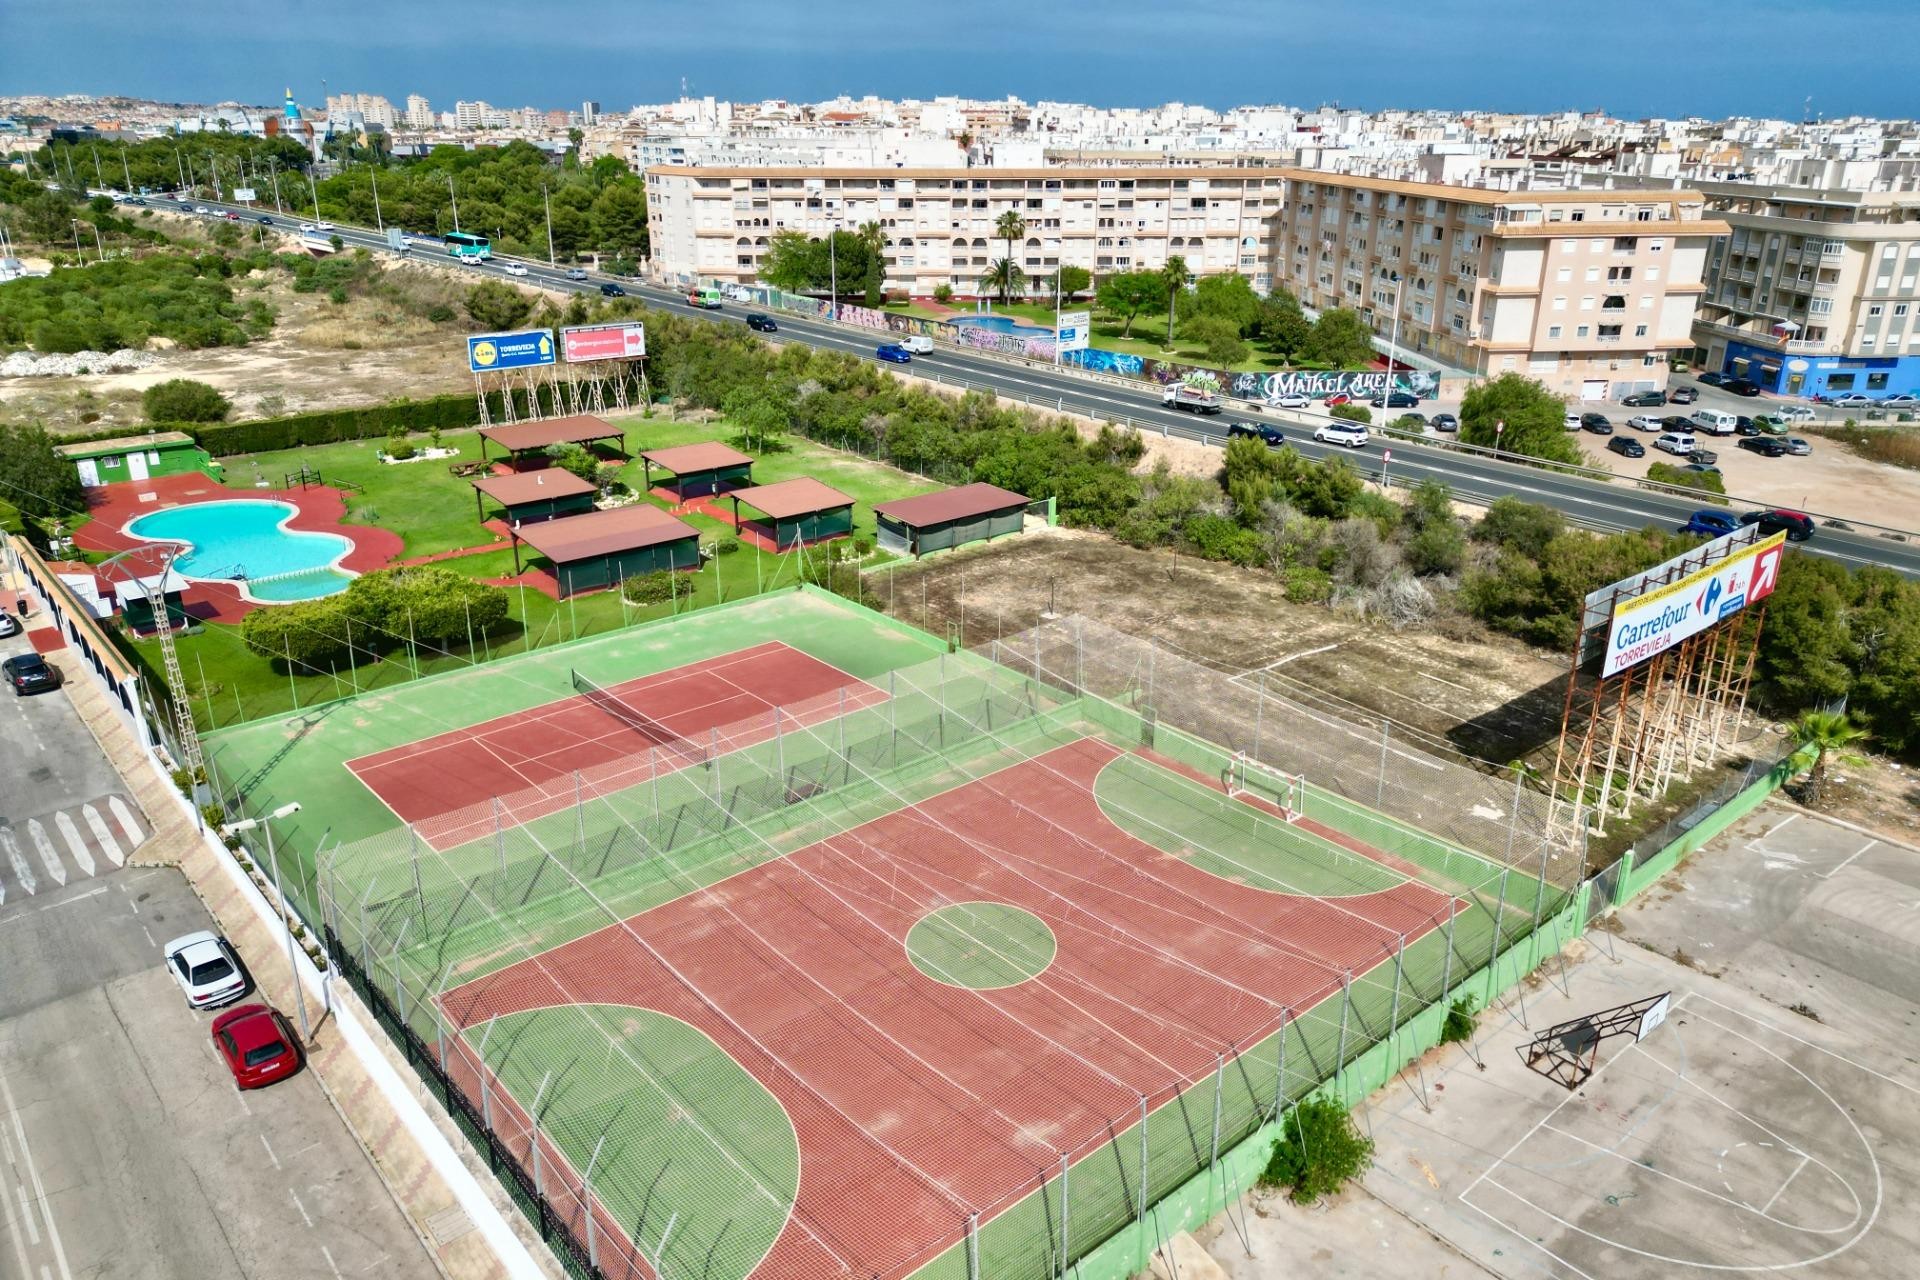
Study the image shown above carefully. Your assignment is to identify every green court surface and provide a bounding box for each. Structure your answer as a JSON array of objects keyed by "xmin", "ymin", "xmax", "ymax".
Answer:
[
  {"xmin": 468, "ymin": 1004, "xmax": 796, "ymax": 1280},
  {"xmin": 204, "ymin": 588, "xmax": 948, "ymax": 919},
  {"xmin": 1093, "ymin": 752, "xmax": 1408, "ymax": 898},
  {"xmin": 906, "ymin": 903, "xmax": 1058, "ymax": 989}
]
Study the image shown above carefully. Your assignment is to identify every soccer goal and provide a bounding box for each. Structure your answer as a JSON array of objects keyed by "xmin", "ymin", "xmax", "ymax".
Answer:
[{"xmin": 1226, "ymin": 751, "xmax": 1306, "ymax": 822}]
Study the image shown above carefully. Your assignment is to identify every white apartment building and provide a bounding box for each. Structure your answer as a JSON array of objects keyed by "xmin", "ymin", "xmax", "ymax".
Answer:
[
  {"xmin": 453, "ymin": 100, "xmax": 486, "ymax": 129},
  {"xmin": 1690, "ymin": 182, "xmax": 1920, "ymax": 398},
  {"xmin": 1278, "ymin": 173, "xmax": 1725, "ymax": 392},
  {"xmin": 405, "ymin": 94, "xmax": 432, "ymax": 130},
  {"xmin": 645, "ymin": 165, "xmax": 1289, "ymax": 297}
]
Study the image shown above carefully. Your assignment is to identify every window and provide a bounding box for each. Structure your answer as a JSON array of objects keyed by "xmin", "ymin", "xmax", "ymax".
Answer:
[
  {"xmin": 1634, "ymin": 324, "xmax": 1648, "ymax": 337},
  {"xmin": 1641, "ymin": 295, "xmax": 1654, "ymax": 309},
  {"xmin": 1649, "ymin": 240, "xmax": 1664, "ymax": 253},
  {"xmin": 1560, "ymin": 240, "xmax": 1576, "ymax": 255},
  {"xmin": 1552, "ymin": 295, "xmax": 1566, "ymax": 311},
  {"xmin": 1862, "ymin": 333, "xmax": 1877, "ymax": 347},
  {"xmin": 1590, "ymin": 239, "xmax": 1605, "ymax": 252},
  {"xmin": 1576, "ymin": 325, "xmax": 1590, "ymax": 337},
  {"xmin": 1598, "ymin": 325, "xmax": 1621, "ymax": 338},
  {"xmin": 1557, "ymin": 266, "xmax": 1572, "ymax": 282},
  {"xmin": 1897, "ymin": 304, "xmax": 1911, "ymax": 317},
  {"xmin": 1586, "ymin": 266, "xmax": 1600, "ymax": 282},
  {"xmin": 1828, "ymin": 374, "xmax": 1857, "ymax": 390},
  {"xmin": 1602, "ymin": 294, "xmax": 1625, "ymax": 309},
  {"xmin": 1570, "ymin": 210, "xmax": 1585, "ymax": 222},
  {"xmin": 1608, "ymin": 266, "xmax": 1633, "ymax": 281},
  {"xmin": 1646, "ymin": 266, "xmax": 1660, "ymax": 280},
  {"xmin": 1868, "ymin": 304, "xmax": 1884, "ymax": 317},
  {"xmin": 1580, "ymin": 295, "xmax": 1595, "ymax": 310},
  {"xmin": 1869, "ymin": 372, "xmax": 1890, "ymax": 390}
]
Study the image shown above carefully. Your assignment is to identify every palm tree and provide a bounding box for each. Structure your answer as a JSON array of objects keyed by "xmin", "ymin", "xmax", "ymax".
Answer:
[
  {"xmin": 982, "ymin": 258, "xmax": 1026, "ymax": 305},
  {"xmin": 1161, "ymin": 254, "xmax": 1193, "ymax": 348},
  {"xmin": 1789, "ymin": 709, "xmax": 1867, "ymax": 806},
  {"xmin": 995, "ymin": 210, "xmax": 1028, "ymax": 301}
]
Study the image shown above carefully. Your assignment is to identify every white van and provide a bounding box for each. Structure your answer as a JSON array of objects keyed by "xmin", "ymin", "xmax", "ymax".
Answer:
[
  {"xmin": 1691, "ymin": 409, "xmax": 1738, "ymax": 436},
  {"xmin": 898, "ymin": 334, "xmax": 934, "ymax": 355}
]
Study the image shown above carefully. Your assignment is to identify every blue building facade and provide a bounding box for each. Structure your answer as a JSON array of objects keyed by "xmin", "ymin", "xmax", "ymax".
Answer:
[{"xmin": 1719, "ymin": 339, "xmax": 1920, "ymax": 400}]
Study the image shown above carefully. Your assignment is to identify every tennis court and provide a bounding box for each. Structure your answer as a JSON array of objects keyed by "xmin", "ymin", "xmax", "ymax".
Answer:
[{"xmin": 345, "ymin": 640, "xmax": 885, "ymax": 847}]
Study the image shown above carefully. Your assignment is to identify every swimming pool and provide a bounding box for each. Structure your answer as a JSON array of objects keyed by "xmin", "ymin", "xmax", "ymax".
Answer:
[
  {"xmin": 948, "ymin": 314, "xmax": 1055, "ymax": 337},
  {"xmin": 125, "ymin": 500, "xmax": 355, "ymax": 601}
]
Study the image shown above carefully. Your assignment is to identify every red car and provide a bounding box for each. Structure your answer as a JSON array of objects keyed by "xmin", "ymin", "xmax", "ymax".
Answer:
[
  {"xmin": 212, "ymin": 1005, "xmax": 302, "ymax": 1089},
  {"xmin": 1322, "ymin": 392, "xmax": 1353, "ymax": 407}
]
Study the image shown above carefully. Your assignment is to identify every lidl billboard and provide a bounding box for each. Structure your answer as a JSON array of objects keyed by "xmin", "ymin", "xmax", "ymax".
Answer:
[
  {"xmin": 1602, "ymin": 531, "xmax": 1786, "ymax": 677},
  {"xmin": 561, "ymin": 322, "xmax": 647, "ymax": 362},
  {"xmin": 466, "ymin": 329, "xmax": 555, "ymax": 373}
]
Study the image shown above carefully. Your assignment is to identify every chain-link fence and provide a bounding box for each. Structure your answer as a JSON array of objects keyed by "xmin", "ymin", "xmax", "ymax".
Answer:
[{"xmin": 317, "ymin": 617, "xmax": 1584, "ymax": 1280}]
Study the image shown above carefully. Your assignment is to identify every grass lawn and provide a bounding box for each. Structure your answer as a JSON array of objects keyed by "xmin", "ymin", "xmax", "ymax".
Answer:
[{"xmin": 133, "ymin": 416, "xmax": 944, "ymax": 733}]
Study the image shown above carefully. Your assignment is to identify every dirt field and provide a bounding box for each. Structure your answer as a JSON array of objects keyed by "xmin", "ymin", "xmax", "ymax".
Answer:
[{"xmin": 871, "ymin": 526, "xmax": 1574, "ymax": 767}]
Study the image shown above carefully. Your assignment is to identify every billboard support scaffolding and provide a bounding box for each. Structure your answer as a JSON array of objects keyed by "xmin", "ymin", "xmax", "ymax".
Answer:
[{"xmin": 1547, "ymin": 529, "xmax": 1782, "ymax": 840}]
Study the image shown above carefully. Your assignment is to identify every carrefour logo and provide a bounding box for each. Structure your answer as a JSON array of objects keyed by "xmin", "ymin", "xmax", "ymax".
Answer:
[
  {"xmin": 1697, "ymin": 576, "xmax": 1722, "ymax": 617},
  {"xmin": 1696, "ymin": 569, "xmax": 1747, "ymax": 620},
  {"xmin": 471, "ymin": 339, "xmax": 499, "ymax": 368}
]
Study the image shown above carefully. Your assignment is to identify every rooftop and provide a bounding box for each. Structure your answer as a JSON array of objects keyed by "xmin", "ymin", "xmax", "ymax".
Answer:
[
  {"xmin": 476, "ymin": 415, "xmax": 625, "ymax": 454},
  {"xmin": 725, "ymin": 476, "xmax": 855, "ymax": 521},
  {"xmin": 873, "ymin": 482, "xmax": 1029, "ymax": 526},
  {"xmin": 53, "ymin": 431, "xmax": 197, "ymax": 458},
  {"xmin": 512, "ymin": 504, "xmax": 699, "ymax": 563},
  {"xmin": 470, "ymin": 469, "xmax": 599, "ymax": 508},
  {"xmin": 639, "ymin": 442, "xmax": 755, "ymax": 474}
]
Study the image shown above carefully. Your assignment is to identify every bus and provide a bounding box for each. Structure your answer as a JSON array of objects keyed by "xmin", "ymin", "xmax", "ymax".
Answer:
[{"xmin": 445, "ymin": 232, "xmax": 492, "ymax": 261}]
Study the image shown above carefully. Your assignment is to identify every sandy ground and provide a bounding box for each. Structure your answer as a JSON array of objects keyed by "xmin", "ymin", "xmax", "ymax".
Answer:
[
  {"xmin": 871, "ymin": 527, "xmax": 1572, "ymax": 767},
  {"xmin": 1576, "ymin": 427, "xmax": 1920, "ymax": 531}
]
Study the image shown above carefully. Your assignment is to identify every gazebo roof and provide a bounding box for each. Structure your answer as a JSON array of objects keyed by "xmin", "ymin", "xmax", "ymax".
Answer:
[
  {"xmin": 873, "ymin": 483, "xmax": 1030, "ymax": 527},
  {"xmin": 470, "ymin": 469, "xmax": 599, "ymax": 508},
  {"xmin": 727, "ymin": 477, "xmax": 855, "ymax": 521},
  {"xmin": 476, "ymin": 415, "xmax": 624, "ymax": 454},
  {"xmin": 639, "ymin": 442, "xmax": 754, "ymax": 474},
  {"xmin": 512, "ymin": 505, "xmax": 698, "ymax": 564}
]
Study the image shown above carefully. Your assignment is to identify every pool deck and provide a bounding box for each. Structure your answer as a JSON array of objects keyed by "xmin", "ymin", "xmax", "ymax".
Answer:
[{"xmin": 71, "ymin": 474, "xmax": 403, "ymax": 622}]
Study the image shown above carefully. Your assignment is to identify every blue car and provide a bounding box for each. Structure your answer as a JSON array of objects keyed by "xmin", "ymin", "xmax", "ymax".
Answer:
[
  {"xmin": 1678, "ymin": 510, "xmax": 1740, "ymax": 538},
  {"xmin": 876, "ymin": 343, "xmax": 912, "ymax": 364}
]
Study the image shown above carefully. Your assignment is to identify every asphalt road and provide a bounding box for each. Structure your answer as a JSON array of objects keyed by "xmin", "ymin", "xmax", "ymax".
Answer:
[{"xmin": 179, "ymin": 199, "xmax": 1920, "ymax": 578}]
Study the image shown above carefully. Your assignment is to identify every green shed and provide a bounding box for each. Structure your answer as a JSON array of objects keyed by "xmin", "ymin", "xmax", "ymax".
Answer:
[
  {"xmin": 471, "ymin": 468, "xmax": 599, "ymax": 526},
  {"xmin": 56, "ymin": 431, "xmax": 219, "ymax": 487},
  {"xmin": 510, "ymin": 504, "xmax": 701, "ymax": 598},
  {"xmin": 874, "ymin": 483, "xmax": 1030, "ymax": 558},
  {"xmin": 639, "ymin": 442, "xmax": 755, "ymax": 499},
  {"xmin": 724, "ymin": 477, "xmax": 855, "ymax": 551}
]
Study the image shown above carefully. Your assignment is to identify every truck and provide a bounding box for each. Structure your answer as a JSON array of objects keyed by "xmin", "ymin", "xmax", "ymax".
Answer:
[{"xmin": 1161, "ymin": 383, "xmax": 1223, "ymax": 414}]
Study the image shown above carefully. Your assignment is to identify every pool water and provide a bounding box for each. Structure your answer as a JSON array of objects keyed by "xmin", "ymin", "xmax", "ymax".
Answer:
[
  {"xmin": 948, "ymin": 314, "xmax": 1055, "ymax": 337},
  {"xmin": 126, "ymin": 500, "xmax": 355, "ymax": 600}
]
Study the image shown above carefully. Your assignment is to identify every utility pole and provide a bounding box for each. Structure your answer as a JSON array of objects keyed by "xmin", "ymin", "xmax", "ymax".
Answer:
[
  {"xmin": 310, "ymin": 172, "xmax": 321, "ymax": 222},
  {"xmin": 370, "ymin": 166, "xmax": 384, "ymax": 231},
  {"xmin": 120, "ymin": 147, "xmax": 133, "ymax": 194},
  {"xmin": 90, "ymin": 145, "xmax": 104, "ymax": 188},
  {"xmin": 446, "ymin": 171, "xmax": 460, "ymax": 233},
  {"xmin": 543, "ymin": 183, "xmax": 556, "ymax": 265},
  {"xmin": 207, "ymin": 152, "xmax": 219, "ymax": 201},
  {"xmin": 828, "ymin": 213, "xmax": 840, "ymax": 320},
  {"xmin": 268, "ymin": 155, "xmax": 283, "ymax": 213}
]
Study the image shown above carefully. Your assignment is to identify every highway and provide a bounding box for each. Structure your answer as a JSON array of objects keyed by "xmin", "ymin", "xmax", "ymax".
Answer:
[{"xmin": 186, "ymin": 199, "xmax": 1920, "ymax": 578}]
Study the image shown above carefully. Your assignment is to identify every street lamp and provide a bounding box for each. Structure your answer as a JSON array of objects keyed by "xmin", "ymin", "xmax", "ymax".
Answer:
[
  {"xmin": 1382, "ymin": 270, "xmax": 1404, "ymax": 404},
  {"xmin": 220, "ymin": 801, "xmax": 311, "ymax": 1042},
  {"xmin": 446, "ymin": 171, "xmax": 460, "ymax": 233},
  {"xmin": 69, "ymin": 219, "xmax": 83, "ymax": 259},
  {"xmin": 827, "ymin": 210, "xmax": 841, "ymax": 321}
]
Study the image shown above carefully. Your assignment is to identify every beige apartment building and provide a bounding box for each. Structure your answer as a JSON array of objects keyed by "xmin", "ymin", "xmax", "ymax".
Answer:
[
  {"xmin": 1276, "ymin": 174, "xmax": 1726, "ymax": 396},
  {"xmin": 644, "ymin": 165, "xmax": 1289, "ymax": 296},
  {"xmin": 1688, "ymin": 183, "xmax": 1920, "ymax": 398},
  {"xmin": 646, "ymin": 165, "xmax": 1726, "ymax": 398}
]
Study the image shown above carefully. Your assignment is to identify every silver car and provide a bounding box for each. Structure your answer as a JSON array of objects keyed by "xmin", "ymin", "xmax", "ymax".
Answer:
[{"xmin": 163, "ymin": 931, "xmax": 247, "ymax": 1009}]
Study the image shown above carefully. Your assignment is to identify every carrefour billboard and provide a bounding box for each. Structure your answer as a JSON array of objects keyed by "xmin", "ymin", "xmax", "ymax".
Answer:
[
  {"xmin": 1602, "ymin": 531, "xmax": 1787, "ymax": 677},
  {"xmin": 561, "ymin": 322, "xmax": 646, "ymax": 362},
  {"xmin": 466, "ymin": 329, "xmax": 555, "ymax": 373}
]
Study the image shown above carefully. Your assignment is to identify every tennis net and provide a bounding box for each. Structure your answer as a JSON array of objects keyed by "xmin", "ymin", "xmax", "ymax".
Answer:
[{"xmin": 570, "ymin": 668, "xmax": 709, "ymax": 768}]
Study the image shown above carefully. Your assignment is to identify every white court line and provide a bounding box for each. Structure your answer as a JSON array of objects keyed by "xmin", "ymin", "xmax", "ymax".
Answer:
[
  {"xmin": 0, "ymin": 1063, "xmax": 74, "ymax": 1280},
  {"xmin": 1686, "ymin": 995, "xmax": 1920, "ymax": 1099},
  {"xmin": 52, "ymin": 814, "xmax": 92, "ymax": 880},
  {"xmin": 0, "ymin": 1158, "xmax": 31, "ymax": 1280},
  {"xmin": 1758, "ymin": 813, "xmax": 1801, "ymax": 843},
  {"xmin": 321, "ymin": 1244, "xmax": 343, "ymax": 1279},
  {"xmin": 1540, "ymin": 1121, "xmax": 1823, "ymax": 1227},
  {"xmin": 24, "ymin": 823, "xmax": 62, "ymax": 889},
  {"xmin": 258, "ymin": 1134, "xmax": 281, "ymax": 1170},
  {"xmin": 288, "ymin": 1188, "xmax": 314, "ymax": 1229},
  {"xmin": 1816, "ymin": 839, "xmax": 1878, "ymax": 881},
  {"xmin": 12, "ymin": 1185, "xmax": 37, "ymax": 1244},
  {"xmin": 1761, "ymin": 1154, "xmax": 1811, "ymax": 1216},
  {"xmin": 81, "ymin": 807, "xmax": 119, "ymax": 869}
]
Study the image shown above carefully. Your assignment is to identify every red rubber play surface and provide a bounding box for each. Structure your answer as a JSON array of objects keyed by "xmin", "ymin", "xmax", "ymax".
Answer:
[
  {"xmin": 346, "ymin": 641, "xmax": 883, "ymax": 848},
  {"xmin": 442, "ymin": 735, "xmax": 1458, "ymax": 1279}
]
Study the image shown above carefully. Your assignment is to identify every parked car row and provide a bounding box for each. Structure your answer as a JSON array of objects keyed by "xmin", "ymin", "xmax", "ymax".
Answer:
[
  {"xmin": 1679, "ymin": 508, "xmax": 1817, "ymax": 542},
  {"xmin": 162, "ymin": 931, "xmax": 305, "ymax": 1089}
]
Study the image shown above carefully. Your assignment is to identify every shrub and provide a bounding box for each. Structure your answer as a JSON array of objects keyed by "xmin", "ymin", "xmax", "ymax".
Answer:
[
  {"xmin": 1329, "ymin": 403, "xmax": 1373, "ymax": 425},
  {"xmin": 1281, "ymin": 565, "xmax": 1332, "ymax": 603},
  {"xmin": 385, "ymin": 426, "xmax": 416, "ymax": 460},
  {"xmin": 715, "ymin": 536, "xmax": 741, "ymax": 556},
  {"xmin": 240, "ymin": 596, "xmax": 355, "ymax": 667},
  {"xmin": 1646, "ymin": 461, "xmax": 1727, "ymax": 501},
  {"xmin": 1260, "ymin": 1095, "xmax": 1375, "ymax": 1204},
  {"xmin": 1440, "ymin": 995, "xmax": 1478, "ymax": 1045},
  {"xmin": 426, "ymin": 304, "xmax": 455, "ymax": 323},
  {"xmin": 545, "ymin": 442, "xmax": 599, "ymax": 481},
  {"xmin": 851, "ymin": 535, "xmax": 873, "ymax": 557},
  {"xmin": 932, "ymin": 284, "xmax": 954, "ymax": 304},
  {"xmin": 345, "ymin": 566, "xmax": 509, "ymax": 646},
  {"xmin": 621, "ymin": 571, "xmax": 677, "ymax": 605},
  {"xmin": 143, "ymin": 378, "xmax": 231, "ymax": 424},
  {"xmin": 1185, "ymin": 512, "xmax": 1268, "ymax": 566}
]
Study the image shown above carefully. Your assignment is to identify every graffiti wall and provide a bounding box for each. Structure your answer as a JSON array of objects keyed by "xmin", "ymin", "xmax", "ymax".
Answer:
[{"xmin": 747, "ymin": 288, "xmax": 1444, "ymax": 402}]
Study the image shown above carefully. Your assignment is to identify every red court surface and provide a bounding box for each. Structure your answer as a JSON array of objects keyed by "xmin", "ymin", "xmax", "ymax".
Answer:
[
  {"xmin": 443, "ymin": 736, "xmax": 1459, "ymax": 1280},
  {"xmin": 347, "ymin": 641, "xmax": 884, "ymax": 848}
]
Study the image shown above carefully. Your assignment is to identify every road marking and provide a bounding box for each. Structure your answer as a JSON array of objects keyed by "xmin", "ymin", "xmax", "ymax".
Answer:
[
  {"xmin": 35, "ymin": 888, "xmax": 105, "ymax": 913},
  {"xmin": 0, "ymin": 1166, "xmax": 29, "ymax": 1280},
  {"xmin": 4, "ymin": 829, "xmax": 36, "ymax": 898},
  {"xmin": 81, "ymin": 806, "xmax": 120, "ymax": 868},
  {"xmin": 25, "ymin": 822, "xmax": 63, "ymax": 889},
  {"xmin": 289, "ymin": 1187, "xmax": 314, "ymax": 1228},
  {"xmin": 53, "ymin": 813, "xmax": 92, "ymax": 879},
  {"xmin": 140, "ymin": 925, "xmax": 154, "ymax": 947},
  {"xmin": 106, "ymin": 798, "xmax": 142, "ymax": 857},
  {"xmin": 0, "ymin": 1063, "xmax": 74, "ymax": 1280},
  {"xmin": 321, "ymin": 1245, "xmax": 343, "ymax": 1279},
  {"xmin": 12, "ymin": 1186, "xmax": 38, "ymax": 1243},
  {"xmin": 259, "ymin": 1133, "xmax": 281, "ymax": 1169}
]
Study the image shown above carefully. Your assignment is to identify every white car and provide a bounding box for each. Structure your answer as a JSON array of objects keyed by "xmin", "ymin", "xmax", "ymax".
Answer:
[
  {"xmin": 1627, "ymin": 415, "xmax": 1663, "ymax": 432},
  {"xmin": 898, "ymin": 334, "xmax": 934, "ymax": 355},
  {"xmin": 314, "ymin": 220, "xmax": 336, "ymax": 231},
  {"xmin": 1653, "ymin": 431, "xmax": 1697, "ymax": 456},
  {"xmin": 163, "ymin": 931, "xmax": 247, "ymax": 1009},
  {"xmin": 0, "ymin": 610, "xmax": 19, "ymax": 639},
  {"xmin": 1313, "ymin": 422, "xmax": 1369, "ymax": 448},
  {"xmin": 500, "ymin": 262, "xmax": 529, "ymax": 277},
  {"xmin": 1777, "ymin": 405, "xmax": 1815, "ymax": 422},
  {"xmin": 298, "ymin": 221, "xmax": 317, "ymax": 233},
  {"xmin": 1273, "ymin": 393, "xmax": 1312, "ymax": 410},
  {"xmin": 194, "ymin": 206, "xmax": 212, "ymax": 215},
  {"xmin": 1564, "ymin": 412, "xmax": 1582, "ymax": 431}
]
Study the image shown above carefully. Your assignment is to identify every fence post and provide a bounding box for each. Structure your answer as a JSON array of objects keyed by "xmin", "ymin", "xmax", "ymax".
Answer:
[
  {"xmin": 1376, "ymin": 721, "xmax": 1390, "ymax": 807},
  {"xmin": 1057, "ymin": 1152, "xmax": 1070, "ymax": 1279},
  {"xmin": 583, "ymin": 1134, "xmax": 607, "ymax": 1269},
  {"xmin": 1439, "ymin": 898, "xmax": 1459, "ymax": 999},
  {"xmin": 1274, "ymin": 1011, "xmax": 1289, "ymax": 1119},
  {"xmin": 493, "ymin": 797, "xmax": 507, "ymax": 890},
  {"xmin": 967, "ymin": 1213, "xmax": 980, "ymax": 1280},
  {"xmin": 1484, "ymin": 866, "xmax": 1512, "ymax": 1002},
  {"xmin": 1074, "ymin": 618, "xmax": 1085, "ymax": 694},
  {"xmin": 1387, "ymin": 935, "xmax": 1406, "ymax": 1061},
  {"xmin": 1531, "ymin": 830, "xmax": 1554, "ymax": 930},
  {"xmin": 1253, "ymin": 684, "xmax": 1264, "ymax": 763},
  {"xmin": 1334, "ymin": 971, "xmax": 1353, "ymax": 1094},
  {"xmin": 1136, "ymin": 1093, "xmax": 1149, "ymax": 1254},
  {"xmin": 529, "ymin": 1070, "xmax": 554, "ymax": 1193},
  {"xmin": 773, "ymin": 707, "xmax": 785, "ymax": 782},
  {"xmin": 408, "ymin": 825, "xmax": 426, "ymax": 930},
  {"xmin": 573, "ymin": 770, "xmax": 586, "ymax": 864},
  {"xmin": 477, "ymin": 1015, "xmax": 498, "ymax": 1131},
  {"xmin": 1208, "ymin": 1053, "xmax": 1224, "ymax": 1178}
]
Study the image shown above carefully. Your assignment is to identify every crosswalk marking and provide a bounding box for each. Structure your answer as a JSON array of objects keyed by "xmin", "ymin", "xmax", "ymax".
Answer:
[
  {"xmin": 26, "ymin": 821, "xmax": 64, "ymax": 889},
  {"xmin": 55, "ymin": 812, "xmax": 94, "ymax": 879},
  {"xmin": 0, "ymin": 798, "xmax": 144, "ymax": 900},
  {"xmin": 80, "ymin": 806, "xmax": 117, "ymax": 869}
]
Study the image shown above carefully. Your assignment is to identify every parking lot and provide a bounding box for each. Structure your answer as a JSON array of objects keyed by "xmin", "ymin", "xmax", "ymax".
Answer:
[{"xmin": 0, "ymin": 619, "xmax": 434, "ymax": 1280}]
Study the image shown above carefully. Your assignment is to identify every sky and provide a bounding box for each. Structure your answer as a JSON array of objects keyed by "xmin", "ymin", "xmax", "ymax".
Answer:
[{"xmin": 6, "ymin": 0, "xmax": 1918, "ymax": 121}]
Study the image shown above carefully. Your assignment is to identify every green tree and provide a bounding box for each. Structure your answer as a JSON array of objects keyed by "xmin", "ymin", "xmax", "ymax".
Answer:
[
  {"xmin": 859, "ymin": 221, "xmax": 887, "ymax": 306},
  {"xmin": 1257, "ymin": 289, "xmax": 1312, "ymax": 361},
  {"xmin": 1403, "ymin": 478, "xmax": 1468, "ymax": 576},
  {"xmin": 1053, "ymin": 264, "xmax": 1091, "ymax": 301},
  {"xmin": 1095, "ymin": 270, "xmax": 1163, "ymax": 338},
  {"xmin": 1305, "ymin": 307, "xmax": 1377, "ymax": 368},
  {"xmin": 1160, "ymin": 254, "xmax": 1193, "ymax": 348},
  {"xmin": 1260, "ymin": 1095, "xmax": 1375, "ymax": 1204},
  {"xmin": 1458, "ymin": 373, "xmax": 1582, "ymax": 465},
  {"xmin": 1180, "ymin": 314, "xmax": 1250, "ymax": 366},
  {"xmin": 982, "ymin": 258, "xmax": 1026, "ymax": 304},
  {"xmin": 761, "ymin": 229, "xmax": 822, "ymax": 293},
  {"xmin": 994, "ymin": 209, "xmax": 1027, "ymax": 290},
  {"xmin": 722, "ymin": 385, "xmax": 790, "ymax": 452},
  {"xmin": 588, "ymin": 183, "xmax": 649, "ymax": 257},
  {"xmin": 1790, "ymin": 710, "xmax": 1868, "ymax": 805},
  {"xmin": 1474, "ymin": 496, "xmax": 1565, "ymax": 559},
  {"xmin": 464, "ymin": 280, "xmax": 534, "ymax": 330},
  {"xmin": 1179, "ymin": 273, "xmax": 1260, "ymax": 334},
  {"xmin": 239, "ymin": 597, "xmax": 354, "ymax": 667},
  {"xmin": 142, "ymin": 379, "xmax": 231, "ymax": 423},
  {"xmin": 0, "ymin": 424, "xmax": 86, "ymax": 519}
]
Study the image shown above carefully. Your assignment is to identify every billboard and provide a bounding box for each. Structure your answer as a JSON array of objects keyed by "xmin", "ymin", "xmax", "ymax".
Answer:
[
  {"xmin": 561, "ymin": 322, "xmax": 647, "ymax": 362},
  {"xmin": 1578, "ymin": 525, "xmax": 1767, "ymax": 667},
  {"xmin": 1601, "ymin": 531, "xmax": 1786, "ymax": 677},
  {"xmin": 232, "ymin": 187, "xmax": 257, "ymax": 202},
  {"xmin": 1055, "ymin": 310, "xmax": 1091, "ymax": 353},
  {"xmin": 467, "ymin": 329, "xmax": 555, "ymax": 373}
]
